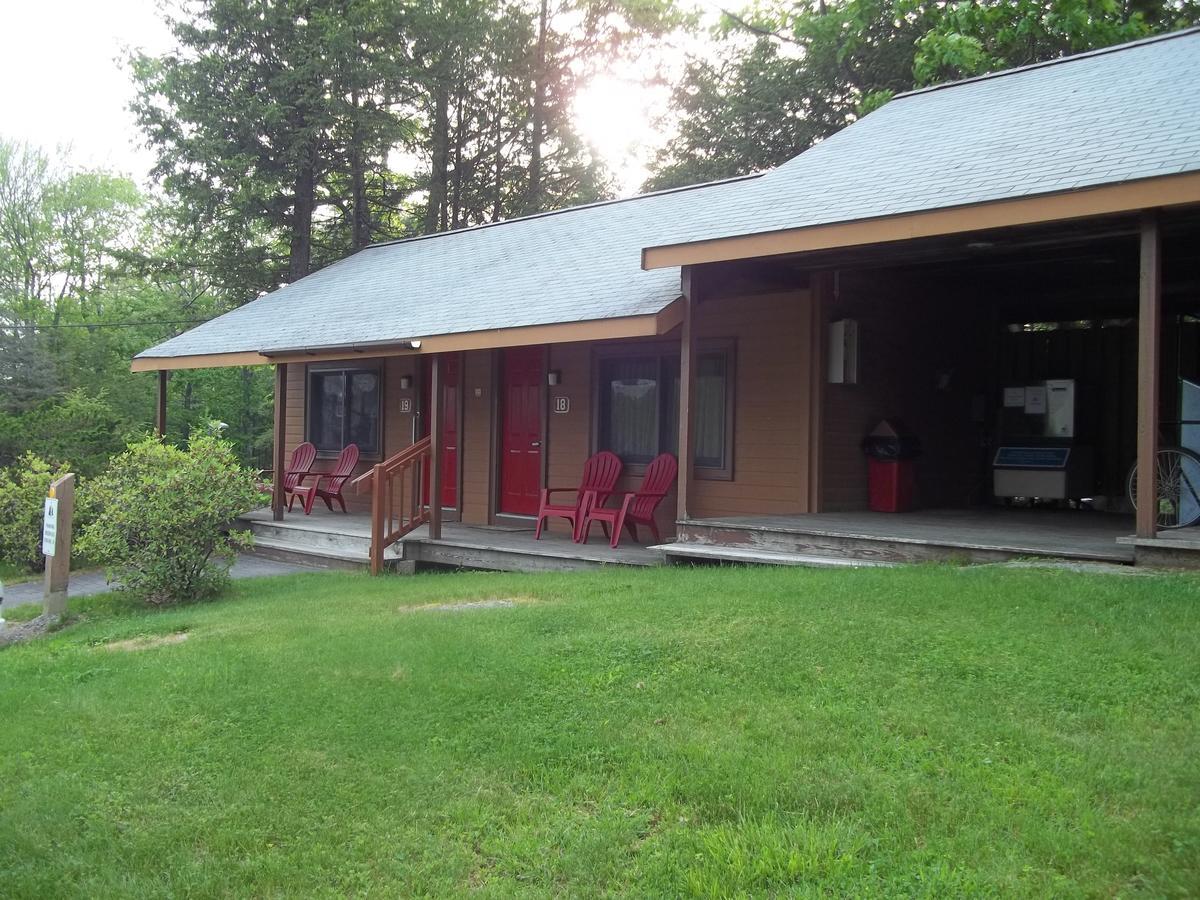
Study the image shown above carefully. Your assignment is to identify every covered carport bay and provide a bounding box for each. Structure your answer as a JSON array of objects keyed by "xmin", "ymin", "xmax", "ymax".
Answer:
[
  {"xmin": 647, "ymin": 28, "xmax": 1200, "ymax": 565},
  {"xmin": 667, "ymin": 209, "xmax": 1200, "ymax": 567},
  {"xmin": 818, "ymin": 210, "xmax": 1200, "ymax": 562}
]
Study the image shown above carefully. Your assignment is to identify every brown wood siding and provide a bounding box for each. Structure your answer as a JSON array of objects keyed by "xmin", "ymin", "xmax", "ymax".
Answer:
[
  {"xmin": 538, "ymin": 287, "xmax": 815, "ymax": 537},
  {"xmin": 280, "ymin": 356, "xmax": 419, "ymax": 513},
  {"xmin": 691, "ymin": 289, "xmax": 814, "ymax": 518},
  {"xmin": 384, "ymin": 356, "xmax": 420, "ymax": 461},
  {"xmin": 460, "ymin": 350, "xmax": 494, "ymax": 525},
  {"xmin": 543, "ymin": 342, "xmax": 595, "ymax": 537},
  {"xmin": 276, "ymin": 286, "xmax": 814, "ymax": 527}
]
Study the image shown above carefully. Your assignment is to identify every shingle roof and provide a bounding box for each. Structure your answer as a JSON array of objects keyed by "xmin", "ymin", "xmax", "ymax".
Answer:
[
  {"xmin": 138, "ymin": 28, "xmax": 1199, "ymax": 362},
  {"xmin": 136, "ymin": 175, "xmax": 758, "ymax": 359},
  {"xmin": 643, "ymin": 27, "xmax": 1200, "ymax": 257}
]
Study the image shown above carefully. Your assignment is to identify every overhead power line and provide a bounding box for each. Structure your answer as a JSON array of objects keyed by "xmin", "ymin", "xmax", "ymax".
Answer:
[{"xmin": 3, "ymin": 319, "xmax": 207, "ymax": 330}]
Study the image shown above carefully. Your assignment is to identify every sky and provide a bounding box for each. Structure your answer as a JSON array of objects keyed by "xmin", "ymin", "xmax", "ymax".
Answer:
[
  {"xmin": 0, "ymin": 0, "xmax": 175, "ymax": 182},
  {"xmin": 0, "ymin": 0, "xmax": 697, "ymax": 196}
]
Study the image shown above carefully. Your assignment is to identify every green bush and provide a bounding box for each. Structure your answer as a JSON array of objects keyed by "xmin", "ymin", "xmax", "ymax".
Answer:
[
  {"xmin": 0, "ymin": 454, "xmax": 73, "ymax": 573},
  {"xmin": 78, "ymin": 432, "xmax": 264, "ymax": 605}
]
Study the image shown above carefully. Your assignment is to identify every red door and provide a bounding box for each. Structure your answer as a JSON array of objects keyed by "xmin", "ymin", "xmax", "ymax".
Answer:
[
  {"xmin": 499, "ymin": 346, "xmax": 544, "ymax": 515},
  {"xmin": 421, "ymin": 355, "xmax": 459, "ymax": 509}
]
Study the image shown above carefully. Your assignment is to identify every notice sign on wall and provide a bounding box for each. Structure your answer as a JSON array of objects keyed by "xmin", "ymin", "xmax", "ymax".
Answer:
[
  {"xmin": 1003, "ymin": 387, "xmax": 1026, "ymax": 408},
  {"xmin": 1024, "ymin": 385, "xmax": 1048, "ymax": 415},
  {"xmin": 42, "ymin": 497, "xmax": 59, "ymax": 557}
]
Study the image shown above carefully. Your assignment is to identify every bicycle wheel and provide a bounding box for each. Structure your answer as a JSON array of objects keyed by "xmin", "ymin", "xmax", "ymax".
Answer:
[{"xmin": 1127, "ymin": 447, "xmax": 1200, "ymax": 528}]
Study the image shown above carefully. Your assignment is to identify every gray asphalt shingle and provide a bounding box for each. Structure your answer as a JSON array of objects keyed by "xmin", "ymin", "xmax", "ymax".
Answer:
[
  {"xmin": 644, "ymin": 28, "xmax": 1200, "ymax": 256},
  {"xmin": 136, "ymin": 176, "xmax": 757, "ymax": 359},
  {"xmin": 137, "ymin": 29, "xmax": 1199, "ymax": 361}
]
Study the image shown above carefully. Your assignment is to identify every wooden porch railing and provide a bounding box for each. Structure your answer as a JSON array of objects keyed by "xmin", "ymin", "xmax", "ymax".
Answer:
[{"xmin": 351, "ymin": 436, "xmax": 433, "ymax": 575}]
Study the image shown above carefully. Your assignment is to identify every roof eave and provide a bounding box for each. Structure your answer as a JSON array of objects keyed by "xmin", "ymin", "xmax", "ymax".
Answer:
[
  {"xmin": 641, "ymin": 171, "xmax": 1200, "ymax": 270},
  {"xmin": 131, "ymin": 301, "xmax": 685, "ymax": 373}
]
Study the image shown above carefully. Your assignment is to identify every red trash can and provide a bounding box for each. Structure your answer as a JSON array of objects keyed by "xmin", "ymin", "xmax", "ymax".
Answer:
[{"xmin": 868, "ymin": 458, "xmax": 915, "ymax": 512}]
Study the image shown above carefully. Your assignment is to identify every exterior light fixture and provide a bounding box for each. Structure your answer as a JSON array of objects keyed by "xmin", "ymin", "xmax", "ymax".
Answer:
[
  {"xmin": 399, "ymin": 375, "xmax": 413, "ymax": 390},
  {"xmin": 547, "ymin": 370, "xmax": 562, "ymax": 386},
  {"xmin": 409, "ymin": 339, "xmax": 422, "ymax": 349}
]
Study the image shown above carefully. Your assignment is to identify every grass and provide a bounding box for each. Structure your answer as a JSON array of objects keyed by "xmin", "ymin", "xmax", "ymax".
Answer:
[
  {"xmin": 1, "ymin": 564, "xmax": 1199, "ymax": 897},
  {"xmin": 0, "ymin": 560, "xmax": 32, "ymax": 584}
]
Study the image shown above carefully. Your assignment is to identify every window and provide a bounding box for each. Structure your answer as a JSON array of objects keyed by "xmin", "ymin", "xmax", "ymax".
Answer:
[
  {"xmin": 306, "ymin": 366, "xmax": 380, "ymax": 457},
  {"xmin": 596, "ymin": 344, "xmax": 733, "ymax": 477}
]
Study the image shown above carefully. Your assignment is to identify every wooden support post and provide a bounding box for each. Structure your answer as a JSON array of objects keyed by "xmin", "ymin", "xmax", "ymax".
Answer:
[
  {"xmin": 429, "ymin": 353, "xmax": 444, "ymax": 540},
  {"xmin": 370, "ymin": 461, "xmax": 384, "ymax": 576},
  {"xmin": 42, "ymin": 473, "xmax": 75, "ymax": 618},
  {"xmin": 1136, "ymin": 212, "xmax": 1162, "ymax": 539},
  {"xmin": 678, "ymin": 266, "xmax": 698, "ymax": 522},
  {"xmin": 272, "ymin": 363, "xmax": 288, "ymax": 522},
  {"xmin": 807, "ymin": 271, "xmax": 830, "ymax": 513},
  {"xmin": 156, "ymin": 369, "xmax": 168, "ymax": 437}
]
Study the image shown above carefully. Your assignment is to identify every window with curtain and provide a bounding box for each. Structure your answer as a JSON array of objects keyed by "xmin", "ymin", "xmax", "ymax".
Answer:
[
  {"xmin": 307, "ymin": 367, "xmax": 380, "ymax": 456},
  {"xmin": 597, "ymin": 346, "xmax": 732, "ymax": 476}
]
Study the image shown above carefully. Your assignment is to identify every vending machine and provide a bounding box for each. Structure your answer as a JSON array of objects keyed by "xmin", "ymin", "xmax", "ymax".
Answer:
[{"xmin": 992, "ymin": 379, "xmax": 1094, "ymax": 501}]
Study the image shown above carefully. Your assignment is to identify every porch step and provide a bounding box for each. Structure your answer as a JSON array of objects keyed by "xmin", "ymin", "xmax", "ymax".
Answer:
[
  {"xmin": 244, "ymin": 537, "xmax": 372, "ymax": 572},
  {"xmin": 409, "ymin": 536, "xmax": 664, "ymax": 572},
  {"xmin": 659, "ymin": 543, "xmax": 894, "ymax": 568},
  {"xmin": 239, "ymin": 517, "xmax": 374, "ymax": 556},
  {"xmin": 238, "ymin": 515, "xmax": 407, "ymax": 572}
]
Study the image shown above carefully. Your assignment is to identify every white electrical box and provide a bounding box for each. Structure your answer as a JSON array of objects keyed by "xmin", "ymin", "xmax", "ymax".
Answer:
[
  {"xmin": 1044, "ymin": 379, "xmax": 1075, "ymax": 438},
  {"xmin": 828, "ymin": 318, "xmax": 858, "ymax": 384}
]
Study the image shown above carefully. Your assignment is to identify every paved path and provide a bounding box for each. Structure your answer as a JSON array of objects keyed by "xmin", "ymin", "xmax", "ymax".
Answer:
[{"xmin": 2, "ymin": 555, "xmax": 319, "ymax": 611}]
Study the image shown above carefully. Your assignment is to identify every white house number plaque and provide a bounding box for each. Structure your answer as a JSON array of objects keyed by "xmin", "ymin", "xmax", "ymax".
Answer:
[{"xmin": 553, "ymin": 397, "xmax": 570, "ymax": 414}]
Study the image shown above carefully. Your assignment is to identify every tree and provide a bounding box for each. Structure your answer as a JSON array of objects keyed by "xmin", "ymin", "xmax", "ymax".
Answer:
[
  {"xmin": 0, "ymin": 140, "xmax": 141, "ymax": 413},
  {"xmin": 412, "ymin": 0, "xmax": 678, "ymax": 230},
  {"xmin": 130, "ymin": 0, "xmax": 419, "ymax": 297},
  {"xmin": 915, "ymin": 0, "xmax": 1200, "ymax": 83},
  {"xmin": 0, "ymin": 135, "xmax": 274, "ymax": 471}
]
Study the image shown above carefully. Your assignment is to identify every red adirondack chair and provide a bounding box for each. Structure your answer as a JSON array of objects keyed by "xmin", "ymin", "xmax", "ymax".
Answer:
[
  {"xmin": 278, "ymin": 441, "xmax": 317, "ymax": 506},
  {"xmin": 290, "ymin": 443, "xmax": 360, "ymax": 515},
  {"xmin": 579, "ymin": 453, "xmax": 677, "ymax": 549},
  {"xmin": 534, "ymin": 450, "xmax": 622, "ymax": 542}
]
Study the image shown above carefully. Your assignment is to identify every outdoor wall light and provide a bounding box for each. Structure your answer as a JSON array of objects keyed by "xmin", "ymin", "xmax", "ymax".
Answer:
[
  {"xmin": 409, "ymin": 339, "xmax": 422, "ymax": 349},
  {"xmin": 399, "ymin": 375, "xmax": 413, "ymax": 389},
  {"xmin": 547, "ymin": 370, "xmax": 562, "ymax": 386}
]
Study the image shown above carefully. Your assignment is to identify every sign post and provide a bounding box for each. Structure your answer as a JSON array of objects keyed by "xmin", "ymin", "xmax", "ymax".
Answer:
[{"xmin": 42, "ymin": 473, "xmax": 75, "ymax": 618}]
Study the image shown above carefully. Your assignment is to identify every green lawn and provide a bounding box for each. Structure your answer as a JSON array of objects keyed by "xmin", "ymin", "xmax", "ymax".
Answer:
[
  {"xmin": 0, "ymin": 560, "xmax": 31, "ymax": 583},
  {"xmin": 1, "ymin": 564, "xmax": 1198, "ymax": 897}
]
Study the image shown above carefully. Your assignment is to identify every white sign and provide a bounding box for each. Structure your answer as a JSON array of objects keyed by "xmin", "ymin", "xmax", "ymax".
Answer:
[
  {"xmin": 1003, "ymin": 387, "xmax": 1026, "ymax": 408},
  {"xmin": 399, "ymin": 398, "xmax": 412, "ymax": 413},
  {"xmin": 553, "ymin": 396, "xmax": 570, "ymax": 414},
  {"xmin": 1024, "ymin": 385, "xmax": 1047, "ymax": 415},
  {"xmin": 42, "ymin": 497, "xmax": 59, "ymax": 557}
]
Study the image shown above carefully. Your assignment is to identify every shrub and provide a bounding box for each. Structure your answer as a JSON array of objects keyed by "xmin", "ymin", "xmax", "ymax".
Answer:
[
  {"xmin": 78, "ymin": 432, "xmax": 264, "ymax": 604},
  {"xmin": 0, "ymin": 454, "xmax": 73, "ymax": 573}
]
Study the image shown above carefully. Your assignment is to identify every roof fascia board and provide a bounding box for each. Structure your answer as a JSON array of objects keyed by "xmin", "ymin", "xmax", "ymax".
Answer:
[
  {"xmin": 641, "ymin": 172, "xmax": 1200, "ymax": 270},
  {"xmin": 130, "ymin": 303, "xmax": 684, "ymax": 372}
]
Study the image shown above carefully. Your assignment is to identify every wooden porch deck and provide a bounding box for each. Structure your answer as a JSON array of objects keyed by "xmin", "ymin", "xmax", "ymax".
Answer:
[
  {"xmin": 674, "ymin": 508, "xmax": 1137, "ymax": 566},
  {"xmin": 238, "ymin": 507, "xmax": 664, "ymax": 572},
  {"xmin": 238, "ymin": 505, "xmax": 1146, "ymax": 573}
]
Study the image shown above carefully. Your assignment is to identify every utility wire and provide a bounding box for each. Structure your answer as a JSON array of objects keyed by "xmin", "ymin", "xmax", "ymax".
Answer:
[{"xmin": 4, "ymin": 319, "xmax": 207, "ymax": 330}]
